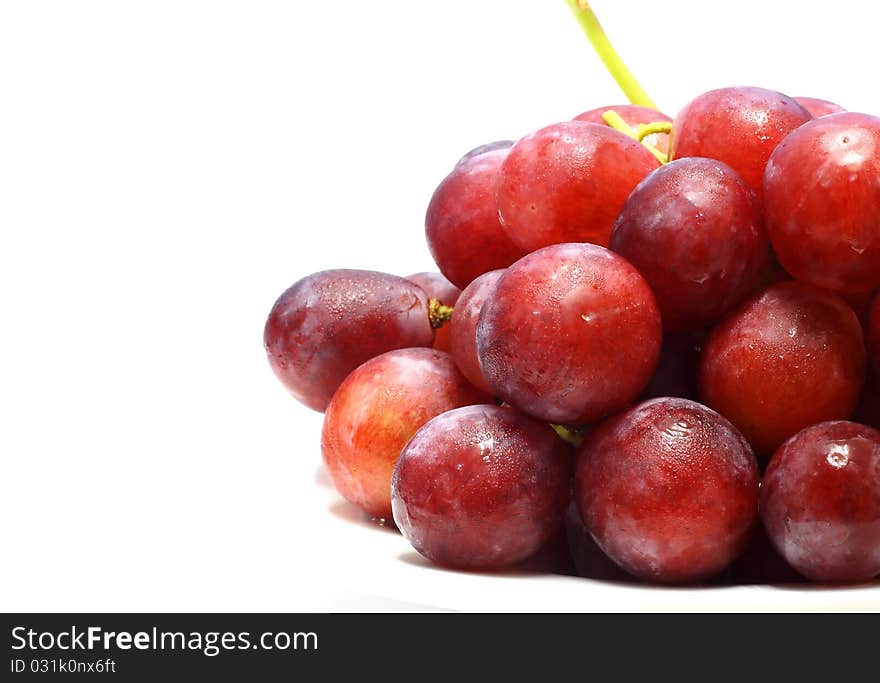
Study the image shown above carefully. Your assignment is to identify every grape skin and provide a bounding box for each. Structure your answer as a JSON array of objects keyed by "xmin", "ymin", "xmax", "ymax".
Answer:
[
  {"xmin": 449, "ymin": 269, "xmax": 505, "ymax": 394},
  {"xmin": 671, "ymin": 86, "xmax": 812, "ymax": 196},
  {"xmin": 495, "ymin": 121, "xmax": 660, "ymax": 252},
  {"xmin": 762, "ymin": 421, "xmax": 880, "ymax": 582},
  {"xmin": 391, "ymin": 404, "xmax": 571, "ymax": 569},
  {"xmin": 575, "ymin": 397, "xmax": 760, "ymax": 584},
  {"xmin": 322, "ymin": 348, "xmax": 490, "ymax": 519},
  {"xmin": 611, "ymin": 157, "xmax": 768, "ymax": 331},
  {"xmin": 699, "ymin": 282, "xmax": 866, "ymax": 455},
  {"xmin": 476, "ymin": 243, "xmax": 661, "ymax": 425},
  {"xmin": 764, "ymin": 112, "xmax": 880, "ymax": 294},
  {"xmin": 425, "ymin": 149, "xmax": 525, "ymax": 289}
]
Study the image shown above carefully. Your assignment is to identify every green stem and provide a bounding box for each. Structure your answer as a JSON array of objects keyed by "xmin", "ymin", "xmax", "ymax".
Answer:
[
  {"xmin": 601, "ymin": 110, "xmax": 638, "ymax": 139},
  {"xmin": 601, "ymin": 110, "xmax": 668, "ymax": 164},
  {"xmin": 636, "ymin": 121, "xmax": 673, "ymax": 141},
  {"xmin": 564, "ymin": 0, "xmax": 656, "ymax": 108},
  {"xmin": 551, "ymin": 424, "xmax": 586, "ymax": 448}
]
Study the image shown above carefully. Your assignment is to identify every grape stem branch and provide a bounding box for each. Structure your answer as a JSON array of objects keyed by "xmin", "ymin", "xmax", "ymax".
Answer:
[
  {"xmin": 636, "ymin": 121, "xmax": 673, "ymax": 141},
  {"xmin": 601, "ymin": 110, "xmax": 669, "ymax": 164},
  {"xmin": 564, "ymin": 0, "xmax": 656, "ymax": 109},
  {"xmin": 428, "ymin": 299, "xmax": 454, "ymax": 328}
]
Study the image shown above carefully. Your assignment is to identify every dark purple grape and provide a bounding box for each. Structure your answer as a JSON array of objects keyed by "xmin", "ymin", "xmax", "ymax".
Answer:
[
  {"xmin": 264, "ymin": 269, "xmax": 435, "ymax": 411},
  {"xmin": 762, "ymin": 421, "xmax": 880, "ymax": 582},
  {"xmin": 575, "ymin": 397, "xmax": 760, "ymax": 583},
  {"xmin": 610, "ymin": 157, "xmax": 768, "ymax": 331},
  {"xmin": 392, "ymin": 404, "xmax": 571, "ymax": 569}
]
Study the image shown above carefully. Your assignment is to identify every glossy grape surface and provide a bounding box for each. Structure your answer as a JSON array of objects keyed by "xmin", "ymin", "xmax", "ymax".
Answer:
[
  {"xmin": 671, "ymin": 86, "xmax": 812, "ymax": 195},
  {"xmin": 449, "ymin": 269, "xmax": 504, "ymax": 394},
  {"xmin": 762, "ymin": 421, "xmax": 880, "ymax": 582},
  {"xmin": 425, "ymin": 148, "xmax": 525, "ymax": 289},
  {"xmin": 477, "ymin": 243, "xmax": 661, "ymax": 425},
  {"xmin": 699, "ymin": 282, "xmax": 866, "ymax": 455},
  {"xmin": 321, "ymin": 348, "xmax": 489, "ymax": 519},
  {"xmin": 764, "ymin": 112, "xmax": 880, "ymax": 294},
  {"xmin": 495, "ymin": 122, "xmax": 659, "ymax": 252},
  {"xmin": 575, "ymin": 397, "xmax": 759, "ymax": 583},
  {"xmin": 264, "ymin": 270, "xmax": 434, "ymax": 411},
  {"xmin": 611, "ymin": 157, "xmax": 768, "ymax": 330},
  {"xmin": 391, "ymin": 404, "xmax": 571, "ymax": 568}
]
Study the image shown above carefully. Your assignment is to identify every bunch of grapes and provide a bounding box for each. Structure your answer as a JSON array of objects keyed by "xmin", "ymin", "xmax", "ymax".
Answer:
[{"xmin": 263, "ymin": 4, "xmax": 880, "ymax": 585}]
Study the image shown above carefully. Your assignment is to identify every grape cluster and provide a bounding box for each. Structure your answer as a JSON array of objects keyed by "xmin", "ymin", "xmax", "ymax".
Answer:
[{"xmin": 264, "ymin": 85, "xmax": 880, "ymax": 585}]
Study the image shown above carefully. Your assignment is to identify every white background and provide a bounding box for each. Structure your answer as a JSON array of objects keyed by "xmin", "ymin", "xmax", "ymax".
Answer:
[{"xmin": 2, "ymin": 1, "xmax": 879, "ymax": 611}]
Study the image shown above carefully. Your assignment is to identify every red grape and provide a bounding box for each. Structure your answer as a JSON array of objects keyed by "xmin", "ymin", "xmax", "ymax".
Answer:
[
  {"xmin": 764, "ymin": 112, "xmax": 880, "ymax": 294},
  {"xmin": 449, "ymin": 269, "xmax": 504, "ymax": 395},
  {"xmin": 762, "ymin": 421, "xmax": 880, "ymax": 582},
  {"xmin": 405, "ymin": 271, "xmax": 461, "ymax": 353},
  {"xmin": 321, "ymin": 348, "xmax": 489, "ymax": 519},
  {"xmin": 264, "ymin": 270, "xmax": 435, "ymax": 411},
  {"xmin": 610, "ymin": 157, "xmax": 768, "ymax": 331},
  {"xmin": 477, "ymin": 243, "xmax": 661, "ymax": 425},
  {"xmin": 699, "ymin": 282, "xmax": 866, "ymax": 455},
  {"xmin": 794, "ymin": 96, "xmax": 846, "ymax": 118},
  {"xmin": 575, "ymin": 397, "xmax": 759, "ymax": 583},
  {"xmin": 574, "ymin": 103, "xmax": 672, "ymax": 154},
  {"xmin": 425, "ymin": 148, "xmax": 526, "ymax": 289},
  {"xmin": 391, "ymin": 404, "xmax": 571, "ymax": 568},
  {"xmin": 495, "ymin": 121, "xmax": 659, "ymax": 252},
  {"xmin": 671, "ymin": 86, "xmax": 812, "ymax": 195}
]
